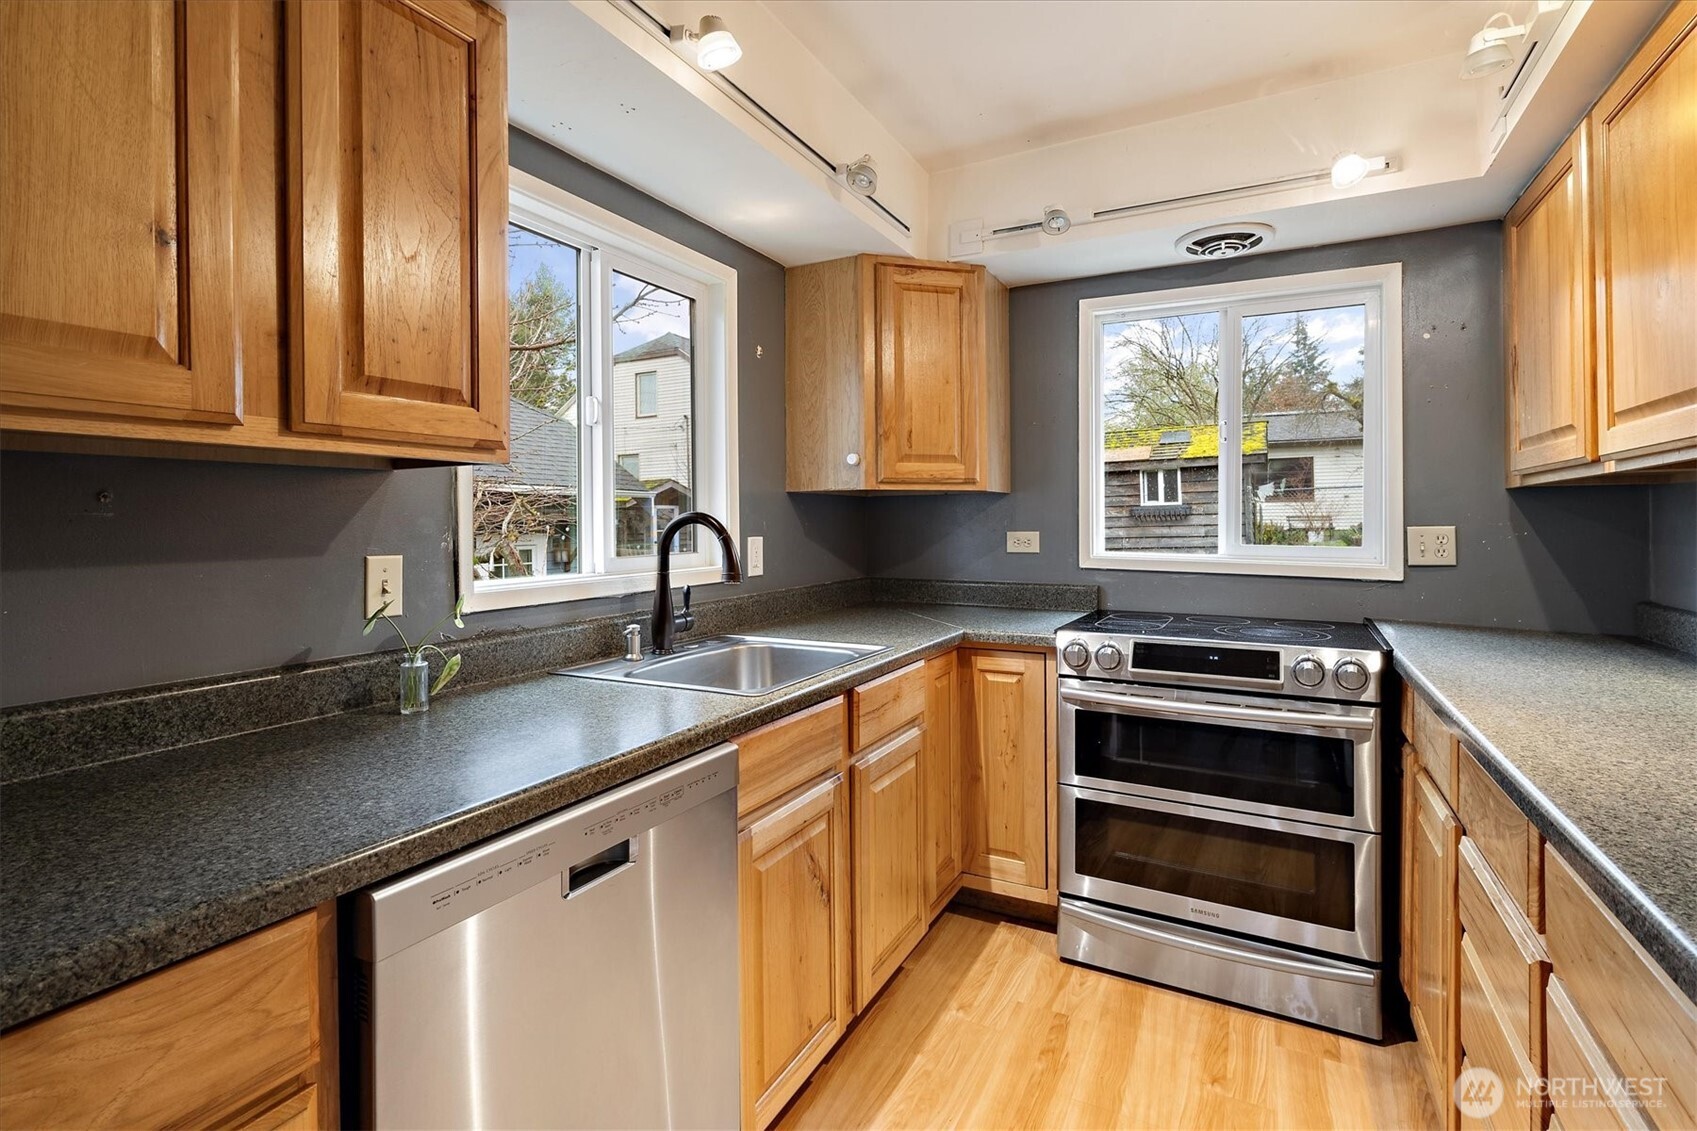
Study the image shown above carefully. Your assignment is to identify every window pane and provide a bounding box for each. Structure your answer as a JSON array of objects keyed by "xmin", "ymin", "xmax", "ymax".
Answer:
[
  {"xmin": 612, "ymin": 270, "xmax": 695, "ymax": 557},
  {"xmin": 1101, "ymin": 312, "xmax": 1220, "ymax": 553},
  {"xmin": 1241, "ymin": 305, "xmax": 1367, "ymax": 548},
  {"xmin": 473, "ymin": 224, "xmax": 582, "ymax": 586}
]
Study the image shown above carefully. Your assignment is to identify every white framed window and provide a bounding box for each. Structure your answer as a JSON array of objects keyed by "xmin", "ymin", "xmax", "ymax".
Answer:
[
  {"xmin": 456, "ymin": 168, "xmax": 738, "ymax": 611},
  {"xmin": 1140, "ymin": 468, "xmax": 1183, "ymax": 506},
  {"xmin": 1079, "ymin": 264, "xmax": 1403, "ymax": 580},
  {"xmin": 635, "ymin": 371, "xmax": 659, "ymax": 417}
]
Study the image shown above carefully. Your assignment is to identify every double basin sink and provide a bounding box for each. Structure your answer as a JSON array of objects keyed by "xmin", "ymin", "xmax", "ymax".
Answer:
[{"xmin": 563, "ymin": 634, "xmax": 888, "ymax": 696}]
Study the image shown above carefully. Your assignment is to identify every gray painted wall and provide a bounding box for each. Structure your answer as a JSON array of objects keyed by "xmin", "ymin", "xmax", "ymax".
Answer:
[
  {"xmin": 1649, "ymin": 483, "xmax": 1696, "ymax": 612},
  {"xmin": 866, "ymin": 223, "xmax": 1654, "ymax": 634},
  {"xmin": 0, "ymin": 130, "xmax": 868, "ymax": 707}
]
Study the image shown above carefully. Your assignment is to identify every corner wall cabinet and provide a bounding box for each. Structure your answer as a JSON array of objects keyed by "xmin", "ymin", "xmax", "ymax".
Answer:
[
  {"xmin": 0, "ymin": 0, "xmax": 511, "ymax": 466},
  {"xmin": 1399, "ymin": 683, "xmax": 1697, "ymax": 1130},
  {"xmin": 1505, "ymin": 0, "xmax": 1697, "ymax": 485},
  {"xmin": 785, "ymin": 255, "xmax": 1010, "ymax": 493}
]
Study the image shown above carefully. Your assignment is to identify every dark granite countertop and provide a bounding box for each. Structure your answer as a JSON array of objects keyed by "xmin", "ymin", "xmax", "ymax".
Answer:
[
  {"xmin": 0, "ymin": 603, "xmax": 1072, "ymax": 1029},
  {"xmin": 1374, "ymin": 620, "xmax": 1697, "ymax": 999}
]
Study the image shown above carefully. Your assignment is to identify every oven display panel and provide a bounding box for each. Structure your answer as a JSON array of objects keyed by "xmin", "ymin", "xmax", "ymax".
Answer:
[{"xmin": 1132, "ymin": 641, "xmax": 1280, "ymax": 681}]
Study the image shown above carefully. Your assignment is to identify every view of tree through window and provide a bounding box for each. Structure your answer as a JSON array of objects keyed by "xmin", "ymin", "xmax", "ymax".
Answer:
[
  {"xmin": 470, "ymin": 224, "xmax": 697, "ymax": 586},
  {"xmin": 1100, "ymin": 303, "xmax": 1366, "ymax": 554}
]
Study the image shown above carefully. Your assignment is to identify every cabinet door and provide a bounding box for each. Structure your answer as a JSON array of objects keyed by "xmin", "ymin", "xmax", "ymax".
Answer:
[
  {"xmin": 922, "ymin": 651, "xmax": 961, "ymax": 917},
  {"xmin": 740, "ymin": 774, "xmax": 851, "ymax": 1131},
  {"xmin": 1410, "ymin": 766, "xmax": 1462, "ymax": 1129},
  {"xmin": 1591, "ymin": 2, "xmax": 1697, "ymax": 459},
  {"xmin": 874, "ymin": 262, "xmax": 983, "ymax": 486},
  {"xmin": 1505, "ymin": 123, "xmax": 1594, "ymax": 475},
  {"xmin": 0, "ymin": 1, "xmax": 241, "ymax": 425},
  {"xmin": 959, "ymin": 650, "xmax": 1049, "ymax": 892},
  {"xmin": 286, "ymin": 0, "xmax": 508, "ymax": 451},
  {"xmin": 852, "ymin": 726, "xmax": 927, "ymax": 1011}
]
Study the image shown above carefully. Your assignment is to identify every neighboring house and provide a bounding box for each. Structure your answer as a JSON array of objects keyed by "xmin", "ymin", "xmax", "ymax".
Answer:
[
  {"xmin": 612, "ymin": 332, "xmax": 694, "ymax": 498},
  {"xmin": 472, "ymin": 397, "xmax": 656, "ymax": 578},
  {"xmin": 1102, "ymin": 410, "xmax": 1363, "ymax": 552},
  {"xmin": 1253, "ymin": 410, "xmax": 1366, "ymax": 536}
]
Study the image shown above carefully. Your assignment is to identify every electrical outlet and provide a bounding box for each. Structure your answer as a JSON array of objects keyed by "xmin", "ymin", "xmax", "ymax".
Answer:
[
  {"xmin": 1407, "ymin": 526, "xmax": 1457, "ymax": 567},
  {"xmin": 746, "ymin": 536, "xmax": 764, "ymax": 577},
  {"xmin": 365, "ymin": 555, "xmax": 403, "ymax": 616},
  {"xmin": 1006, "ymin": 531, "xmax": 1040, "ymax": 554}
]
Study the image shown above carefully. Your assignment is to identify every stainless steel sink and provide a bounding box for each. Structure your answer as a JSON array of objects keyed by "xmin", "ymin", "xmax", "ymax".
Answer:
[{"xmin": 561, "ymin": 634, "xmax": 888, "ymax": 696}]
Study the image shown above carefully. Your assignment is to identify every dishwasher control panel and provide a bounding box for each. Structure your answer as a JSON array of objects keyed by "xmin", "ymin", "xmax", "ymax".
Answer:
[{"xmin": 356, "ymin": 743, "xmax": 738, "ymax": 962}]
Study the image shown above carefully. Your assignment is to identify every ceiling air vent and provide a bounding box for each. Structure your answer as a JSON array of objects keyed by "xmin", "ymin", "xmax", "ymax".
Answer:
[{"xmin": 1176, "ymin": 222, "xmax": 1274, "ymax": 259}]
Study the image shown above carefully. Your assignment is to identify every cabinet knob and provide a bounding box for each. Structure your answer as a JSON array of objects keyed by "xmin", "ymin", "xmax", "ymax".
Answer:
[{"xmin": 845, "ymin": 452, "xmax": 860, "ymax": 466}]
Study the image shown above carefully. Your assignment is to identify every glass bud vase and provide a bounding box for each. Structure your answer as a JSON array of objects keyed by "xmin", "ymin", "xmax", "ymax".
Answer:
[{"xmin": 399, "ymin": 654, "xmax": 430, "ymax": 715}]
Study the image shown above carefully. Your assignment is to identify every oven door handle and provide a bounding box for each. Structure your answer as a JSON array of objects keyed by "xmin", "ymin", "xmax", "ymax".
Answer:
[
  {"xmin": 1065, "ymin": 900, "xmax": 1377, "ymax": 986},
  {"xmin": 1060, "ymin": 686, "xmax": 1375, "ymax": 733}
]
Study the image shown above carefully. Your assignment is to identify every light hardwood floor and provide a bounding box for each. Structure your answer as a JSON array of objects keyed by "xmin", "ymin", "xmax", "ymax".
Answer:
[{"xmin": 776, "ymin": 910, "xmax": 1442, "ymax": 1131}]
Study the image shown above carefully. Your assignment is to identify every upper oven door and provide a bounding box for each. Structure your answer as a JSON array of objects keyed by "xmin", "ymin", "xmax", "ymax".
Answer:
[{"xmin": 1058, "ymin": 678, "xmax": 1381, "ymax": 833}]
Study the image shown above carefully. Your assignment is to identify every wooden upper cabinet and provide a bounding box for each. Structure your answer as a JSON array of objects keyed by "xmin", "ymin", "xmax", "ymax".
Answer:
[
  {"xmin": 0, "ymin": 0, "xmax": 242, "ymax": 426},
  {"xmin": 287, "ymin": 0, "xmax": 509, "ymax": 452},
  {"xmin": 786, "ymin": 255, "xmax": 1009, "ymax": 493},
  {"xmin": 1505, "ymin": 122, "xmax": 1594, "ymax": 476},
  {"xmin": 1590, "ymin": 0, "xmax": 1697, "ymax": 461},
  {"xmin": 876, "ymin": 262, "xmax": 981, "ymax": 484}
]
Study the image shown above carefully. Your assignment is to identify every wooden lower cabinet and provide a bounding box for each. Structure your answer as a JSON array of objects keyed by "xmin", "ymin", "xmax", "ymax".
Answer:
[
  {"xmin": 922, "ymin": 650, "xmax": 962, "ymax": 918},
  {"xmin": 739, "ymin": 773, "xmax": 853, "ymax": 1131},
  {"xmin": 0, "ymin": 908, "xmax": 337, "ymax": 1129},
  {"xmin": 959, "ymin": 648, "xmax": 1052, "ymax": 900},
  {"xmin": 1405, "ymin": 759, "xmax": 1462, "ymax": 1127},
  {"xmin": 851, "ymin": 725, "xmax": 928, "ymax": 1011}
]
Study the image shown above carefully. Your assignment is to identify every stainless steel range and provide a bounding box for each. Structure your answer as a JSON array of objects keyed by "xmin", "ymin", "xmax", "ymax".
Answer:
[{"xmin": 1054, "ymin": 610, "xmax": 1389, "ymax": 1039}]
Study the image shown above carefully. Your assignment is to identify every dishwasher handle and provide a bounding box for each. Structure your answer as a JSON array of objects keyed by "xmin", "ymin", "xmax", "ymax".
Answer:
[{"xmin": 563, "ymin": 838, "xmax": 639, "ymax": 899}]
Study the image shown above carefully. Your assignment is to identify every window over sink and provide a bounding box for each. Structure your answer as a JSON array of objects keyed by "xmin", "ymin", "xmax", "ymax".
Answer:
[
  {"xmin": 1079, "ymin": 264, "xmax": 1403, "ymax": 579},
  {"xmin": 454, "ymin": 170, "xmax": 738, "ymax": 612}
]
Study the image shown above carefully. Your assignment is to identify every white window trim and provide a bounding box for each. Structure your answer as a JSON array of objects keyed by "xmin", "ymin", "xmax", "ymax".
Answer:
[
  {"xmin": 456, "ymin": 169, "xmax": 739, "ymax": 612},
  {"xmin": 1078, "ymin": 264, "xmax": 1403, "ymax": 581},
  {"xmin": 1140, "ymin": 468, "xmax": 1183, "ymax": 506}
]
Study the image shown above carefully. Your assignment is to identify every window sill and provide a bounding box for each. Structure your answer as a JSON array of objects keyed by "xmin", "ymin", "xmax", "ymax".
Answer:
[
  {"xmin": 1080, "ymin": 550, "xmax": 1403, "ymax": 582},
  {"xmin": 460, "ymin": 563, "xmax": 726, "ymax": 613}
]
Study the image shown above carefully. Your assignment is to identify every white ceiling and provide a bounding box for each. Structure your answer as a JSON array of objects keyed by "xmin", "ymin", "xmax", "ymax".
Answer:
[{"xmin": 760, "ymin": 0, "xmax": 1510, "ymax": 170}]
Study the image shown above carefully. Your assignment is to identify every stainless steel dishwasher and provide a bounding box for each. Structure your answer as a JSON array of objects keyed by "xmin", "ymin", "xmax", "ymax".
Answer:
[{"xmin": 354, "ymin": 744, "xmax": 739, "ymax": 1129}]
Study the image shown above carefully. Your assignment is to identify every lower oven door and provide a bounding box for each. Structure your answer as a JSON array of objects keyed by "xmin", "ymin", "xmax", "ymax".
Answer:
[
  {"xmin": 1060, "ymin": 784, "xmax": 1380, "ymax": 963},
  {"xmin": 1059, "ymin": 678, "xmax": 1381, "ymax": 832}
]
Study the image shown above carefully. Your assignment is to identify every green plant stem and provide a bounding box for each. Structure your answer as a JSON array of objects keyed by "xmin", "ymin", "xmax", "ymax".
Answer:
[{"xmin": 380, "ymin": 615, "xmax": 415, "ymax": 656}]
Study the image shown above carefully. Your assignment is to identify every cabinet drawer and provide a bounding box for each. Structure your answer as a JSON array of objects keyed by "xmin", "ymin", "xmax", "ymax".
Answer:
[
  {"xmin": 1459, "ymin": 837, "xmax": 1549, "ymax": 1067},
  {"xmin": 1545, "ymin": 975, "xmax": 1653, "ymax": 1131},
  {"xmin": 1459, "ymin": 747, "xmax": 1541, "ymax": 926},
  {"xmin": 851, "ymin": 661, "xmax": 926, "ymax": 751},
  {"xmin": 1460, "ymin": 934, "xmax": 1543, "ymax": 1131},
  {"xmin": 0, "ymin": 912, "xmax": 322, "ymax": 1129},
  {"xmin": 736, "ymin": 696, "xmax": 848, "ymax": 822},
  {"xmin": 1407, "ymin": 687, "xmax": 1460, "ymax": 804},
  {"xmin": 1543, "ymin": 847, "xmax": 1697, "ymax": 1130}
]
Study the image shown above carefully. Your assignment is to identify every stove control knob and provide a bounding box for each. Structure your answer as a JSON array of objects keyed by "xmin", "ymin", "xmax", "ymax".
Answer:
[
  {"xmin": 1061, "ymin": 640, "xmax": 1091, "ymax": 670},
  {"xmin": 1292, "ymin": 655, "xmax": 1325, "ymax": 688},
  {"xmin": 1333, "ymin": 658, "xmax": 1370, "ymax": 692},
  {"xmin": 1094, "ymin": 643, "xmax": 1124, "ymax": 672}
]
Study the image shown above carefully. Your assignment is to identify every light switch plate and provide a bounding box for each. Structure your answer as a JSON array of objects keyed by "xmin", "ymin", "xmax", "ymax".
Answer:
[
  {"xmin": 1006, "ymin": 531, "xmax": 1040, "ymax": 554},
  {"xmin": 1407, "ymin": 526, "xmax": 1457, "ymax": 567},
  {"xmin": 746, "ymin": 536, "xmax": 764, "ymax": 577},
  {"xmin": 365, "ymin": 555, "xmax": 403, "ymax": 616}
]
